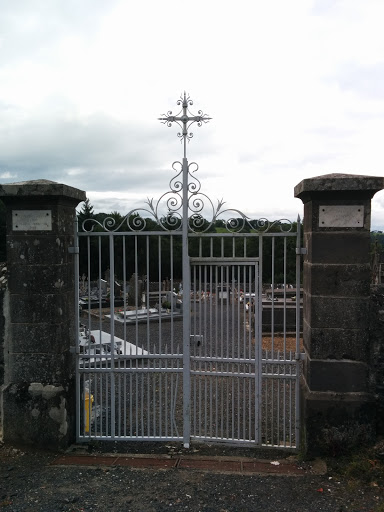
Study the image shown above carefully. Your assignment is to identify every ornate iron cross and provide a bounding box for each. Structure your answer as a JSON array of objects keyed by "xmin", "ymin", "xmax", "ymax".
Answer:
[{"xmin": 159, "ymin": 92, "xmax": 211, "ymax": 158}]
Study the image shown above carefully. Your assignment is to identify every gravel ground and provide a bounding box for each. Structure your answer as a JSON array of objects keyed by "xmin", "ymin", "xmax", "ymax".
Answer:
[{"xmin": 1, "ymin": 441, "xmax": 383, "ymax": 512}]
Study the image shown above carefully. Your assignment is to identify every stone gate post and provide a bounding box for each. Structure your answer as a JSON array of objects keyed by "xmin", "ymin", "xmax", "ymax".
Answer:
[
  {"xmin": 0, "ymin": 180, "xmax": 85, "ymax": 448},
  {"xmin": 295, "ymin": 173, "xmax": 384, "ymax": 455}
]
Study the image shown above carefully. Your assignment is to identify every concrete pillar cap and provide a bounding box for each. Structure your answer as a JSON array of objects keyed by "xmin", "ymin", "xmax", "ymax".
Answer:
[
  {"xmin": 295, "ymin": 173, "xmax": 384, "ymax": 201},
  {"xmin": 0, "ymin": 179, "xmax": 86, "ymax": 203}
]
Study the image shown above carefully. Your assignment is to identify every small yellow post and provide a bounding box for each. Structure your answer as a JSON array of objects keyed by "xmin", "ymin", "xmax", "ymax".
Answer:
[{"xmin": 85, "ymin": 391, "xmax": 94, "ymax": 434}]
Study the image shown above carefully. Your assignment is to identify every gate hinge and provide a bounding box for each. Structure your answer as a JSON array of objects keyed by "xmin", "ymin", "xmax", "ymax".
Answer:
[
  {"xmin": 296, "ymin": 247, "xmax": 307, "ymax": 255},
  {"xmin": 295, "ymin": 352, "xmax": 306, "ymax": 361},
  {"xmin": 68, "ymin": 247, "xmax": 79, "ymax": 254}
]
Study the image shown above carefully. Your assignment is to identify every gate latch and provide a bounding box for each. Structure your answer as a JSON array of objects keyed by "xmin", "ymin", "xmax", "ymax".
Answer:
[
  {"xmin": 190, "ymin": 334, "xmax": 203, "ymax": 346},
  {"xmin": 68, "ymin": 247, "xmax": 79, "ymax": 254},
  {"xmin": 296, "ymin": 247, "xmax": 307, "ymax": 255}
]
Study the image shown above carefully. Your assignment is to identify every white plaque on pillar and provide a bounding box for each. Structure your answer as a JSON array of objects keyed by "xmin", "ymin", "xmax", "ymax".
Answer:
[
  {"xmin": 319, "ymin": 205, "xmax": 364, "ymax": 228},
  {"xmin": 12, "ymin": 210, "xmax": 52, "ymax": 231}
]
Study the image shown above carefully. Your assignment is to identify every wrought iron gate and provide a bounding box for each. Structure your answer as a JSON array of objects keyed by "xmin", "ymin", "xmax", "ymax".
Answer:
[{"xmin": 74, "ymin": 93, "xmax": 304, "ymax": 449}]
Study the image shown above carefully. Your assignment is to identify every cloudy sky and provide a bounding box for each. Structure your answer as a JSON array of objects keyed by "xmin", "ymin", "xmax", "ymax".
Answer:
[{"xmin": 1, "ymin": 0, "xmax": 384, "ymax": 229}]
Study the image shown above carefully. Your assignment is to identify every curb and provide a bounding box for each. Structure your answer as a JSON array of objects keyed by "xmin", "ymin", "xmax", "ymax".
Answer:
[{"xmin": 51, "ymin": 453, "xmax": 324, "ymax": 476}]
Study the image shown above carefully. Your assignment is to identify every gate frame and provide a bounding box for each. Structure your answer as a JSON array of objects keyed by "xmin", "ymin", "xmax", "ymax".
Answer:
[
  {"xmin": 74, "ymin": 224, "xmax": 303, "ymax": 448},
  {"xmin": 74, "ymin": 93, "xmax": 304, "ymax": 449}
]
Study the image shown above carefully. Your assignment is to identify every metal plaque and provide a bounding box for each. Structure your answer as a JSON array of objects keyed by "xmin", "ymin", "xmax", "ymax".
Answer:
[
  {"xmin": 12, "ymin": 210, "xmax": 52, "ymax": 231},
  {"xmin": 319, "ymin": 205, "xmax": 364, "ymax": 228}
]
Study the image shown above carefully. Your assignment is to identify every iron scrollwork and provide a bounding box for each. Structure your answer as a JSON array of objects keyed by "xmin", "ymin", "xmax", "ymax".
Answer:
[{"xmin": 80, "ymin": 93, "xmax": 293, "ymax": 234}]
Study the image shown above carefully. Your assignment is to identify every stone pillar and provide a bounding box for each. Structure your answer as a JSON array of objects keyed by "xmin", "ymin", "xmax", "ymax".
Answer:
[
  {"xmin": 294, "ymin": 173, "xmax": 384, "ymax": 455},
  {"xmin": 0, "ymin": 180, "xmax": 85, "ymax": 448}
]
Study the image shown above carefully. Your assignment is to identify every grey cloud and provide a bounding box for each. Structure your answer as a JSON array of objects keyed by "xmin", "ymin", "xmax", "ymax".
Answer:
[
  {"xmin": 310, "ymin": 0, "xmax": 341, "ymax": 15},
  {"xmin": 0, "ymin": 1, "xmax": 115, "ymax": 65},
  {"xmin": 336, "ymin": 62, "xmax": 384, "ymax": 100},
  {"xmin": 0, "ymin": 110, "xmax": 175, "ymax": 192},
  {"xmin": 0, "ymin": 105, "xmax": 217, "ymax": 201}
]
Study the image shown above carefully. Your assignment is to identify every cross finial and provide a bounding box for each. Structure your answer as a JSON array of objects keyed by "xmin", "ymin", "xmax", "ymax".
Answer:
[{"xmin": 159, "ymin": 92, "xmax": 211, "ymax": 158}]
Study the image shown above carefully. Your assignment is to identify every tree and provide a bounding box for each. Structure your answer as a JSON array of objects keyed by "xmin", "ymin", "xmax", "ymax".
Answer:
[{"xmin": 77, "ymin": 198, "xmax": 95, "ymax": 232}]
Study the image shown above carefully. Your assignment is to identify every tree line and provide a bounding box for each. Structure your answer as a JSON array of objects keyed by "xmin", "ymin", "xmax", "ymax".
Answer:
[{"xmin": 77, "ymin": 199, "xmax": 302, "ymax": 286}]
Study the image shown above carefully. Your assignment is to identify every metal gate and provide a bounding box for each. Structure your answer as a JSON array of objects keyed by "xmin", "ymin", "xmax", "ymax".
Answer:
[
  {"xmin": 190, "ymin": 258, "xmax": 260, "ymax": 444},
  {"xmin": 74, "ymin": 93, "xmax": 304, "ymax": 449}
]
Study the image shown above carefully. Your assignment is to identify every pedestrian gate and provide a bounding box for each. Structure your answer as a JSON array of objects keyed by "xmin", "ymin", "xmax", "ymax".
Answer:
[{"xmin": 74, "ymin": 93, "xmax": 304, "ymax": 449}]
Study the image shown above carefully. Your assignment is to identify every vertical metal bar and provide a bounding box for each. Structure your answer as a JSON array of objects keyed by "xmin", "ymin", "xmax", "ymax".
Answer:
[
  {"xmin": 283, "ymin": 237, "xmax": 287, "ymax": 354},
  {"xmin": 109, "ymin": 233, "xmax": 115, "ymax": 439},
  {"xmin": 123, "ymin": 373, "xmax": 127, "ymax": 437},
  {"xmin": 117, "ymin": 372, "xmax": 121, "ymax": 437},
  {"xmin": 270, "ymin": 237, "xmax": 275, "ymax": 445},
  {"xmin": 74, "ymin": 218, "xmax": 80, "ymax": 440},
  {"xmin": 98, "ymin": 236, "xmax": 103, "ymax": 339},
  {"xmin": 192, "ymin": 265, "xmax": 197, "ymax": 437},
  {"xmin": 146, "ymin": 236, "xmax": 150, "ymax": 353},
  {"xmin": 198, "ymin": 264, "xmax": 202, "ymax": 437},
  {"xmin": 182, "ymin": 156, "xmax": 191, "ymax": 448},
  {"xmin": 146, "ymin": 236, "xmax": 151, "ymax": 437},
  {"xmin": 86, "ymin": 236, "xmax": 91, "ymax": 337},
  {"xmin": 215, "ymin": 266, "xmax": 219, "ymax": 358},
  {"xmin": 134, "ymin": 236, "xmax": 139, "ymax": 350},
  {"xmin": 169, "ymin": 235, "xmax": 174, "ymax": 439},
  {"xmin": 231, "ymin": 264, "xmax": 235, "ymax": 440},
  {"xmin": 136, "ymin": 370, "xmax": 139, "ymax": 437},
  {"xmin": 295, "ymin": 216, "xmax": 302, "ymax": 448},
  {"xmin": 158, "ymin": 235, "xmax": 162, "ymax": 354},
  {"xmin": 257, "ymin": 236, "xmax": 263, "ymax": 444},
  {"xmin": 129, "ymin": 372, "xmax": 133, "ymax": 436},
  {"xmin": 158, "ymin": 236, "xmax": 163, "ymax": 436},
  {"xmin": 204, "ymin": 264, "xmax": 208, "ymax": 438},
  {"xmin": 122, "ymin": 236, "xmax": 126, "ymax": 367},
  {"xmin": 170, "ymin": 235, "xmax": 174, "ymax": 354},
  {"xmin": 271, "ymin": 237, "xmax": 275, "ymax": 353}
]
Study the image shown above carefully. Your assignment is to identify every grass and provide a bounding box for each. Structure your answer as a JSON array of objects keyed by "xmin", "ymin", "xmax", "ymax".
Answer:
[{"xmin": 327, "ymin": 442, "xmax": 384, "ymax": 489}]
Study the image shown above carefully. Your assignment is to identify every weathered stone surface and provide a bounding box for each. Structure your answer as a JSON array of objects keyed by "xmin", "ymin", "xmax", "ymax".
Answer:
[
  {"xmin": 2, "ymin": 380, "xmax": 75, "ymax": 449},
  {"xmin": 305, "ymin": 232, "xmax": 371, "ymax": 264},
  {"xmin": 294, "ymin": 173, "xmax": 384, "ymax": 201},
  {"xmin": 9, "ymin": 293, "xmax": 73, "ymax": 324},
  {"xmin": 304, "ymin": 358, "xmax": 369, "ymax": 393},
  {"xmin": 0, "ymin": 179, "xmax": 85, "ymax": 203},
  {"xmin": 8, "ymin": 263, "xmax": 73, "ymax": 293},
  {"xmin": 295, "ymin": 173, "xmax": 384, "ymax": 455},
  {"xmin": 10, "ymin": 323, "xmax": 69, "ymax": 354},
  {"xmin": 304, "ymin": 262, "xmax": 371, "ymax": 297},
  {"xmin": 304, "ymin": 295, "xmax": 369, "ymax": 330},
  {"xmin": 370, "ymin": 284, "xmax": 384, "ymax": 435},
  {"xmin": 300, "ymin": 381, "xmax": 376, "ymax": 456},
  {"xmin": 303, "ymin": 321, "xmax": 369, "ymax": 361},
  {"xmin": 6, "ymin": 235, "xmax": 73, "ymax": 266},
  {"xmin": 7, "ymin": 353, "xmax": 71, "ymax": 383},
  {"xmin": 0, "ymin": 179, "xmax": 83, "ymax": 449}
]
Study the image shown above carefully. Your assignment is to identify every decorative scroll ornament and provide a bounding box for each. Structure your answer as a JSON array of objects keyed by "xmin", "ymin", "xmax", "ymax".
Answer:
[
  {"xmin": 81, "ymin": 158, "xmax": 293, "ymax": 234},
  {"xmin": 81, "ymin": 93, "xmax": 293, "ymax": 234}
]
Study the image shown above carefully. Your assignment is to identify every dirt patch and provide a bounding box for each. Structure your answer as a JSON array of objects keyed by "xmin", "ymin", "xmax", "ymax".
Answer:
[{"xmin": 262, "ymin": 336, "xmax": 303, "ymax": 352}]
